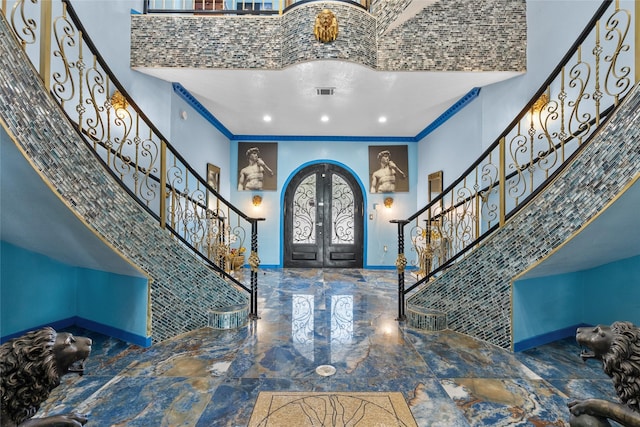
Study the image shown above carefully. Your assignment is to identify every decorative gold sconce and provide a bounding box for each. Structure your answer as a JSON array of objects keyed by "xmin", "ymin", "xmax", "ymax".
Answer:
[
  {"xmin": 110, "ymin": 90, "xmax": 129, "ymax": 111},
  {"xmin": 384, "ymin": 197, "xmax": 393, "ymax": 208},
  {"xmin": 532, "ymin": 93, "xmax": 548, "ymax": 114},
  {"xmin": 252, "ymin": 195, "xmax": 262, "ymax": 207}
]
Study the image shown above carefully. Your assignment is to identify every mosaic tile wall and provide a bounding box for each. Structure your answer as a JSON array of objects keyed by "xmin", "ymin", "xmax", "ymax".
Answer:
[
  {"xmin": 0, "ymin": 16, "xmax": 248, "ymax": 344},
  {"xmin": 130, "ymin": 15, "xmax": 281, "ymax": 69},
  {"xmin": 370, "ymin": 0, "xmax": 414, "ymax": 36},
  {"xmin": 131, "ymin": 0, "xmax": 525, "ymax": 72},
  {"xmin": 408, "ymin": 82, "xmax": 640, "ymax": 350},
  {"xmin": 281, "ymin": 3, "xmax": 376, "ymax": 68},
  {"xmin": 377, "ymin": 0, "xmax": 526, "ymax": 71}
]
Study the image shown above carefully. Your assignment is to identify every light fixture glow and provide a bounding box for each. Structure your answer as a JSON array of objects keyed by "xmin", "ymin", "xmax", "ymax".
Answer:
[
  {"xmin": 532, "ymin": 93, "xmax": 549, "ymax": 114},
  {"xmin": 263, "ymin": 115, "xmax": 272, "ymax": 122},
  {"xmin": 110, "ymin": 90, "xmax": 129, "ymax": 111},
  {"xmin": 252, "ymin": 195, "xmax": 262, "ymax": 207},
  {"xmin": 378, "ymin": 116, "xmax": 387, "ymax": 123},
  {"xmin": 321, "ymin": 115, "xmax": 329, "ymax": 122},
  {"xmin": 384, "ymin": 197, "xmax": 393, "ymax": 208}
]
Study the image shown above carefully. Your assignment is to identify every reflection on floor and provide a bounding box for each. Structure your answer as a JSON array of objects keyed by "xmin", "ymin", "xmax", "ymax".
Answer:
[{"xmin": 37, "ymin": 269, "xmax": 620, "ymax": 426}]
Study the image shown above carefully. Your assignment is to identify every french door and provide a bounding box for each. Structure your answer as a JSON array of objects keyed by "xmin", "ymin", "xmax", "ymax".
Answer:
[{"xmin": 284, "ymin": 163, "xmax": 363, "ymax": 268}]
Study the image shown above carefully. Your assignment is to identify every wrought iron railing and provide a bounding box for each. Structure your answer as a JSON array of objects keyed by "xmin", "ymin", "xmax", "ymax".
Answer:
[
  {"xmin": 2, "ymin": 0, "xmax": 263, "ymax": 317},
  {"xmin": 143, "ymin": 0, "xmax": 369, "ymax": 15},
  {"xmin": 393, "ymin": 0, "xmax": 637, "ymax": 320}
]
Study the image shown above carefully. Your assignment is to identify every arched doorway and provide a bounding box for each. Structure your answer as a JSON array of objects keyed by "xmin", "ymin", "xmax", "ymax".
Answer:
[{"xmin": 284, "ymin": 163, "xmax": 364, "ymax": 268}]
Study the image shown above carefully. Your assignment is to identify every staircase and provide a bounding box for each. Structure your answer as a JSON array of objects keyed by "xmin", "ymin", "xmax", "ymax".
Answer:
[
  {"xmin": 396, "ymin": 1, "xmax": 639, "ymax": 350},
  {"xmin": 409, "ymin": 83, "xmax": 640, "ymax": 349},
  {"xmin": 0, "ymin": 6, "xmax": 253, "ymax": 344}
]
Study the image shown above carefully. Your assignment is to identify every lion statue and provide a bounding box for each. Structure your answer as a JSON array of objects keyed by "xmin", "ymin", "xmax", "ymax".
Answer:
[
  {"xmin": 0, "ymin": 327, "xmax": 92, "ymax": 427},
  {"xmin": 314, "ymin": 9, "xmax": 338, "ymax": 43},
  {"xmin": 568, "ymin": 321, "xmax": 640, "ymax": 427}
]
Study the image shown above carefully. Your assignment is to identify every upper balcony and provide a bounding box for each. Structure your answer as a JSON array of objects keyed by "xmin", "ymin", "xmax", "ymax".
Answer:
[
  {"xmin": 144, "ymin": 0, "xmax": 370, "ymax": 15},
  {"xmin": 132, "ymin": 0, "xmax": 527, "ymax": 137}
]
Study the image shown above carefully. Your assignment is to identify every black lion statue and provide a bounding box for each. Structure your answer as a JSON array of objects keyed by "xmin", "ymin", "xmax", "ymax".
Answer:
[
  {"xmin": 568, "ymin": 321, "xmax": 640, "ymax": 427},
  {"xmin": 0, "ymin": 327, "xmax": 92, "ymax": 427}
]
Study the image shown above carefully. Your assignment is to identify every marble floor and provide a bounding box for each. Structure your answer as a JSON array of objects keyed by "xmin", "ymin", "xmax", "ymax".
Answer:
[{"xmin": 37, "ymin": 269, "xmax": 620, "ymax": 426}]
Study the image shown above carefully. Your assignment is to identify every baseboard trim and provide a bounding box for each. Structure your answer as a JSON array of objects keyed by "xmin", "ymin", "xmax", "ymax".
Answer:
[
  {"xmin": 1, "ymin": 317, "xmax": 151, "ymax": 347},
  {"xmin": 75, "ymin": 317, "xmax": 152, "ymax": 347},
  {"xmin": 364, "ymin": 265, "xmax": 401, "ymax": 270},
  {"xmin": 513, "ymin": 323, "xmax": 589, "ymax": 352}
]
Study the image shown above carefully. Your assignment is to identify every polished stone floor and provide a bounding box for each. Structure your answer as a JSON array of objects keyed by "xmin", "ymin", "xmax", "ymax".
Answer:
[{"xmin": 37, "ymin": 269, "xmax": 620, "ymax": 426}]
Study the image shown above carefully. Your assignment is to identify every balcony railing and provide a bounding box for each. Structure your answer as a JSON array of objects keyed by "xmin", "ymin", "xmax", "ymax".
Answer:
[
  {"xmin": 2, "ymin": 0, "xmax": 263, "ymax": 317},
  {"xmin": 393, "ymin": 0, "xmax": 637, "ymax": 320},
  {"xmin": 143, "ymin": 0, "xmax": 369, "ymax": 15}
]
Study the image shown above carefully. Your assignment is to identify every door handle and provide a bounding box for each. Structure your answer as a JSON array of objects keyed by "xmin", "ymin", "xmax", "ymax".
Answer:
[{"xmin": 317, "ymin": 222, "xmax": 323, "ymax": 227}]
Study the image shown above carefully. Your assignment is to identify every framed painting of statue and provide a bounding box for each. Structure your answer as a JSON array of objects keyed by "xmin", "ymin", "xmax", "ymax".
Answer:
[
  {"xmin": 237, "ymin": 142, "xmax": 278, "ymax": 191},
  {"xmin": 368, "ymin": 145, "xmax": 409, "ymax": 193}
]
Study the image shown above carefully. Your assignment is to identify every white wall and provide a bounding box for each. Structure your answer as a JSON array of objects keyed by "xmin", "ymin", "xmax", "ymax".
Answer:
[
  {"xmin": 480, "ymin": 0, "xmax": 605, "ymax": 147},
  {"xmin": 416, "ymin": 0, "xmax": 607, "ymax": 197},
  {"xmin": 170, "ymin": 94, "xmax": 233, "ymax": 195},
  {"xmin": 70, "ymin": 1, "xmax": 172, "ymax": 136},
  {"xmin": 71, "ymin": 1, "xmax": 234, "ymax": 195},
  {"xmin": 416, "ymin": 99, "xmax": 483, "ymax": 207}
]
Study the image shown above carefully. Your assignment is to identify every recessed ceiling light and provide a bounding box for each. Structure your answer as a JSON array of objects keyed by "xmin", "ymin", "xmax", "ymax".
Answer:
[
  {"xmin": 378, "ymin": 116, "xmax": 387, "ymax": 123},
  {"xmin": 321, "ymin": 115, "xmax": 329, "ymax": 122},
  {"xmin": 263, "ymin": 115, "xmax": 272, "ymax": 122}
]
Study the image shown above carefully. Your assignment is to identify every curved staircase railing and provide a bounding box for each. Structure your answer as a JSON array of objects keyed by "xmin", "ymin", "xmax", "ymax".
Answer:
[
  {"xmin": 393, "ymin": 0, "xmax": 637, "ymax": 320},
  {"xmin": 2, "ymin": 0, "xmax": 262, "ymax": 317}
]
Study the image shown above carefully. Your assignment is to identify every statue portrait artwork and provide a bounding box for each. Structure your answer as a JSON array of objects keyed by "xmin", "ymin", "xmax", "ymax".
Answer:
[
  {"xmin": 568, "ymin": 321, "xmax": 640, "ymax": 427},
  {"xmin": 0, "ymin": 327, "xmax": 92, "ymax": 427},
  {"xmin": 237, "ymin": 142, "xmax": 277, "ymax": 191},
  {"xmin": 369, "ymin": 145, "xmax": 408, "ymax": 193}
]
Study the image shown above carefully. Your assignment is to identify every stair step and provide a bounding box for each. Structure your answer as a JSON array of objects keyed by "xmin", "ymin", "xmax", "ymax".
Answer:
[
  {"xmin": 406, "ymin": 305, "xmax": 447, "ymax": 331},
  {"xmin": 208, "ymin": 304, "xmax": 249, "ymax": 329}
]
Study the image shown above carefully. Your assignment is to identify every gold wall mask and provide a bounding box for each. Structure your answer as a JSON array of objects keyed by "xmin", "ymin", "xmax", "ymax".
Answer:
[{"xmin": 314, "ymin": 9, "xmax": 338, "ymax": 43}]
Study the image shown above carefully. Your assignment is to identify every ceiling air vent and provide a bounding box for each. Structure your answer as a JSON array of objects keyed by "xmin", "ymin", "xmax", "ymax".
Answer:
[{"xmin": 316, "ymin": 87, "xmax": 335, "ymax": 96}]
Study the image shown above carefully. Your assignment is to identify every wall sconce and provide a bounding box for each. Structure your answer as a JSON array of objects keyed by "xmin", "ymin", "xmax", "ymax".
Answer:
[
  {"xmin": 110, "ymin": 90, "xmax": 129, "ymax": 111},
  {"xmin": 531, "ymin": 93, "xmax": 548, "ymax": 114},
  {"xmin": 252, "ymin": 195, "xmax": 262, "ymax": 207},
  {"xmin": 384, "ymin": 197, "xmax": 393, "ymax": 208}
]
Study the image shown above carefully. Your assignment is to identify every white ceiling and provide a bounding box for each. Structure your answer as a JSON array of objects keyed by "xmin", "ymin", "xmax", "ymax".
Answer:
[{"xmin": 136, "ymin": 61, "xmax": 522, "ymax": 137}]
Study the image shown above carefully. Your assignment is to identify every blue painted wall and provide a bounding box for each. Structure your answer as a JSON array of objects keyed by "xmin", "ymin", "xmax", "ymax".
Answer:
[
  {"xmin": 1, "ymin": 241, "xmax": 76, "ymax": 334},
  {"xmin": 513, "ymin": 254, "xmax": 640, "ymax": 351},
  {"xmin": 75, "ymin": 268, "xmax": 149, "ymax": 341},
  {"xmin": 1, "ymin": 241, "xmax": 149, "ymax": 345},
  {"xmin": 228, "ymin": 140, "xmax": 418, "ymax": 267},
  {"xmin": 582, "ymin": 255, "xmax": 640, "ymax": 326}
]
